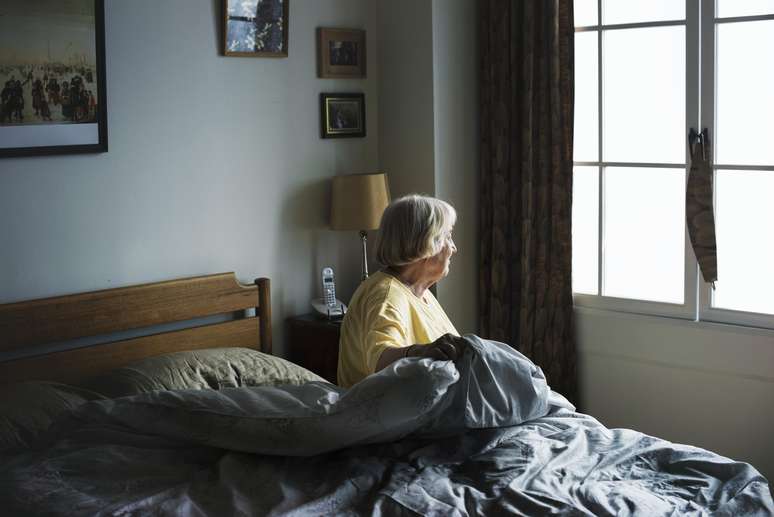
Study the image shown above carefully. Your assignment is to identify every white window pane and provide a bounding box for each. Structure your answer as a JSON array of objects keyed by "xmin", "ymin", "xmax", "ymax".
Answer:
[
  {"xmin": 716, "ymin": 21, "xmax": 774, "ymax": 166},
  {"xmin": 603, "ymin": 0, "xmax": 684, "ymax": 25},
  {"xmin": 603, "ymin": 27, "xmax": 685, "ymax": 164},
  {"xmin": 713, "ymin": 171, "xmax": 774, "ymax": 315},
  {"xmin": 574, "ymin": 32, "xmax": 598, "ymax": 162},
  {"xmin": 574, "ymin": 0, "xmax": 598, "ymax": 27},
  {"xmin": 603, "ymin": 167, "xmax": 685, "ymax": 303},
  {"xmin": 717, "ymin": 0, "xmax": 774, "ymax": 18},
  {"xmin": 573, "ymin": 167, "xmax": 599, "ymax": 294}
]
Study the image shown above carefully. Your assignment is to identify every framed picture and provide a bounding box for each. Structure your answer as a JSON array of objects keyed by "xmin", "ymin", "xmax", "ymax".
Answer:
[
  {"xmin": 223, "ymin": 0, "xmax": 288, "ymax": 57},
  {"xmin": 317, "ymin": 28, "xmax": 366, "ymax": 78},
  {"xmin": 0, "ymin": 0, "xmax": 107, "ymax": 158},
  {"xmin": 320, "ymin": 93, "xmax": 365, "ymax": 139}
]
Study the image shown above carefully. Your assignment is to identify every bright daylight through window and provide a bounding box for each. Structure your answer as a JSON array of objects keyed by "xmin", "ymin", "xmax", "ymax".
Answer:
[{"xmin": 571, "ymin": 0, "xmax": 774, "ymax": 327}]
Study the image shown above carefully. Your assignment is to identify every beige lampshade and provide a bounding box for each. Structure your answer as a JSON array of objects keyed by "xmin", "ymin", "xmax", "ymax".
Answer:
[{"xmin": 330, "ymin": 173, "xmax": 391, "ymax": 231}]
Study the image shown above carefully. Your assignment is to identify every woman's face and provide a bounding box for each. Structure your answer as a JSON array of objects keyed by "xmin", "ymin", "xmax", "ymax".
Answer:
[{"xmin": 423, "ymin": 228, "xmax": 457, "ymax": 282}]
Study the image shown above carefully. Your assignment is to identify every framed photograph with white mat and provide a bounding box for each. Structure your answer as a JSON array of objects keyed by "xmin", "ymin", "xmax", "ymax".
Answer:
[{"xmin": 0, "ymin": 0, "xmax": 107, "ymax": 158}]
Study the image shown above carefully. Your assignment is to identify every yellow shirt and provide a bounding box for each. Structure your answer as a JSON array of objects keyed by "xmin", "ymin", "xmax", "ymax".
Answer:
[{"xmin": 337, "ymin": 271, "xmax": 458, "ymax": 388}]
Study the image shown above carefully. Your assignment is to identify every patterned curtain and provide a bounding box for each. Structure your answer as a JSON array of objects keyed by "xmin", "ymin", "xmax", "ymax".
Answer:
[{"xmin": 479, "ymin": 0, "xmax": 577, "ymax": 405}]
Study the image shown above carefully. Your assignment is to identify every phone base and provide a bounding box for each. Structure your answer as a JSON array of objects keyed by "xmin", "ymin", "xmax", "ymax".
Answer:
[{"xmin": 311, "ymin": 298, "xmax": 347, "ymax": 320}]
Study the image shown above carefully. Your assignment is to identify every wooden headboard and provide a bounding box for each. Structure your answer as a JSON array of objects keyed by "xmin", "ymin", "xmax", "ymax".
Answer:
[{"xmin": 0, "ymin": 272, "xmax": 271, "ymax": 385}]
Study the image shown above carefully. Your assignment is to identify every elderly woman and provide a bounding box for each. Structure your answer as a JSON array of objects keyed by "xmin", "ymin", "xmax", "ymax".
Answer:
[{"xmin": 337, "ymin": 194, "xmax": 467, "ymax": 388}]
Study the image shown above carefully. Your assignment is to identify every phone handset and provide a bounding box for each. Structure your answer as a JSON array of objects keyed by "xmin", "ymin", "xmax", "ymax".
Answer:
[
  {"xmin": 312, "ymin": 267, "xmax": 347, "ymax": 319},
  {"xmin": 322, "ymin": 267, "xmax": 337, "ymax": 306}
]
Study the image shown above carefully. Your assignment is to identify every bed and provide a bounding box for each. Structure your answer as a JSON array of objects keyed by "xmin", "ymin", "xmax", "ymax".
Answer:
[{"xmin": 0, "ymin": 272, "xmax": 771, "ymax": 516}]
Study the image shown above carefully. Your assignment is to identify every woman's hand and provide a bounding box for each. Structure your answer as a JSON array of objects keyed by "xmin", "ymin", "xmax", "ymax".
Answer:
[
  {"xmin": 404, "ymin": 333, "xmax": 467, "ymax": 361},
  {"xmin": 375, "ymin": 334, "xmax": 468, "ymax": 372}
]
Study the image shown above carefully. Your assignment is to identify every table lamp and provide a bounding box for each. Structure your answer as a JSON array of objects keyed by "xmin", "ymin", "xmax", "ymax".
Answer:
[{"xmin": 330, "ymin": 172, "xmax": 391, "ymax": 281}]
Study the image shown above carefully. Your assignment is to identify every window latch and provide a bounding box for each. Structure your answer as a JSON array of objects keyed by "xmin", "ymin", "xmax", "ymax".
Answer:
[{"xmin": 689, "ymin": 128, "xmax": 709, "ymax": 161}]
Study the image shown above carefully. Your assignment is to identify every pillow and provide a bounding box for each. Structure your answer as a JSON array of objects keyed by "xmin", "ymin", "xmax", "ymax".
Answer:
[
  {"xmin": 0, "ymin": 381, "xmax": 105, "ymax": 452},
  {"xmin": 87, "ymin": 347, "xmax": 326, "ymax": 398}
]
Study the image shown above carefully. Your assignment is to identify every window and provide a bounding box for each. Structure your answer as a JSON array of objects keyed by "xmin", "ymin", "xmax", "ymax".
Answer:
[{"xmin": 572, "ymin": 1, "xmax": 774, "ymax": 328}]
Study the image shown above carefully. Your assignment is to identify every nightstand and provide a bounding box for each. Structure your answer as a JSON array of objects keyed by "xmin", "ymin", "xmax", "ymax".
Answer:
[{"xmin": 286, "ymin": 314, "xmax": 342, "ymax": 384}]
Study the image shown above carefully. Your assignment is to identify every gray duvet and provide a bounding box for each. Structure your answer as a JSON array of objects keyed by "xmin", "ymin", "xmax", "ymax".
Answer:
[{"xmin": 1, "ymin": 336, "xmax": 771, "ymax": 516}]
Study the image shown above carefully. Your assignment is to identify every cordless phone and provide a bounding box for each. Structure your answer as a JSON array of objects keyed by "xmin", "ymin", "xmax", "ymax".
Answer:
[
  {"xmin": 322, "ymin": 267, "xmax": 337, "ymax": 307},
  {"xmin": 312, "ymin": 267, "xmax": 346, "ymax": 319}
]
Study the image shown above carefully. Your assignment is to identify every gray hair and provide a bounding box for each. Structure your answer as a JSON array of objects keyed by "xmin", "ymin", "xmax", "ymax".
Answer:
[{"xmin": 375, "ymin": 194, "xmax": 457, "ymax": 267}]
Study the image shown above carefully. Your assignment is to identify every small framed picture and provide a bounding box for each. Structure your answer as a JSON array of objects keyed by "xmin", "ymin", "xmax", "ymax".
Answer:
[
  {"xmin": 0, "ymin": 0, "xmax": 107, "ymax": 158},
  {"xmin": 320, "ymin": 93, "xmax": 365, "ymax": 139},
  {"xmin": 223, "ymin": 0, "xmax": 288, "ymax": 57},
  {"xmin": 317, "ymin": 28, "xmax": 366, "ymax": 78}
]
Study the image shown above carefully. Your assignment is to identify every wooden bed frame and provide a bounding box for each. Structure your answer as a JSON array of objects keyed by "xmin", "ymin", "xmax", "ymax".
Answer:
[{"xmin": 0, "ymin": 272, "xmax": 272, "ymax": 385}]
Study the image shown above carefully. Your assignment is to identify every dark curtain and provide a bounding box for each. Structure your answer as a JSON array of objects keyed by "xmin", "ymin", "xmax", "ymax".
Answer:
[{"xmin": 479, "ymin": 0, "xmax": 577, "ymax": 405}]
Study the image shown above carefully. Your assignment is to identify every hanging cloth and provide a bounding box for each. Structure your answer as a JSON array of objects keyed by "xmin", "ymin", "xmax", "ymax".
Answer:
[{"xmin": 686, "ymin": 129, "xmax": 718, "ymax": 285}]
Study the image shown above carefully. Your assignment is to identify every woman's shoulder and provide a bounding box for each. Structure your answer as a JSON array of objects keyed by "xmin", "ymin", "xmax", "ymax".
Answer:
[
  {"xmin": 354, "ymin": 272, "xmax": 411, "ymax": 311},
  {"xmin": 362, "ymin": 271, "xmax": 403, "ymax": 299}
]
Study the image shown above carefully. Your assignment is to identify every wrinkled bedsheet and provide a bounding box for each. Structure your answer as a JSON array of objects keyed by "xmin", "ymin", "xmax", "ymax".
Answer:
[{"xmin": 1, "ymin": 336, "xmax": 771, "ymax": 516}]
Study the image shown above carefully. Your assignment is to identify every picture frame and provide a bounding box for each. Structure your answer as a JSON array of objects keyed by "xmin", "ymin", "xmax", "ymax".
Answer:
[
  {"xmin": 320, "ymin": 93, "xmax": 365, "ymax": 139},
  {"xmin": 317, "ymin": 28, "xmax": 366, "ymax": 78},
  {"xmin": 0, "ymin": 0, "xmax": 108, "ymax": 158},
  {"xmin": 223, "ymin": 0, "xmax": 289, "ymax": 57}
]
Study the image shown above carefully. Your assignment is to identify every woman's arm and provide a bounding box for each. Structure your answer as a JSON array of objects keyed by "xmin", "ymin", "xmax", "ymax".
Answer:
[{"xmin": 374, "ymin": 333, "xmax": 467, "ymax": 372}]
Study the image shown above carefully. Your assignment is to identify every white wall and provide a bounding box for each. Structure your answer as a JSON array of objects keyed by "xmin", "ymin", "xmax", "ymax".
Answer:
[
  {"xmin": 432, "ymin": 0, "xmax": 479, "ymax": 335},
  {"xmin": 375, "ymin": 0, "xmax": 435, "ymax": 199},
  {"xmin": 376, "ymin": 0, "xmax": 479, "ymax": 333},
  {"xmin": 0, "ymin": 0, "xmax": 379, "ymax": 356},
  {"xmin": 577, "ymin": 309, "xmax": 774, "ymax": 479}
]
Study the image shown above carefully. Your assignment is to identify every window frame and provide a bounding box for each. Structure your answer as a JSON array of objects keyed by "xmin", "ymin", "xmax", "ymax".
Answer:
[
  {"xmin": 572, "ymin": 0, "xmax": 774, "ymax": 330},
  {"xmin": 572, "ymin": 0, "xmax": 699, "ymax": 321},
  {"xmin": 696, "ymin": 3, "xmax": 774, "ymax": 328}
]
